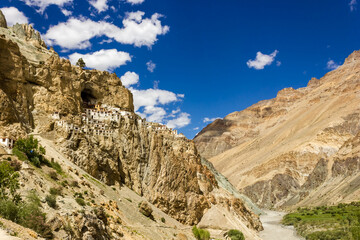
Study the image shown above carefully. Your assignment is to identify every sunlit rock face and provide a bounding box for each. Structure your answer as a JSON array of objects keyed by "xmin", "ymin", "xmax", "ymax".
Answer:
[
  {"xmin": 195, "ymin": 50, "xmax": 360, "ymax": 209},
  {"xmin": 0, "ymin": 10, "xmax": 262, "ymax": 237}
]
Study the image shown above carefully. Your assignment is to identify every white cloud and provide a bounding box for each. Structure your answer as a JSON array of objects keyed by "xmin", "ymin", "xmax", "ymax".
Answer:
[
  {"xmin": 143, "ymin": 106, "xmax": 166, "ymax": 122},
  {"xmin": 44, "ymin": 12, "xmax": 169, "ymax": 49},
  {"xmin": 68, "ymin": 49, "xmax": 131, "ymax": 71},
  {"xmin": 193, "ymin": 127, "xmax": 199, "ymax": 130},
  {"xmin": 130, "ymin": 88, "xmax": 181, "ymax": 111},
  {"xmin": 20, "ymin": 0, "xmax": 73, "ymax": 13},
  {"xmin": 146, "ymin": 60, "xmax": 156, "ymax": 72},
  {"xmin": 99, "ymin": 39, "xmax": 113, "ymax": 44},
  {"xmin": 276, "ymin": 61, "xmax": 281, "ymax": 66},
  {"xmin": 166, "ymin": 112, "xmax": 191, "ymax": 129},
  {"xmin": 327, "ymin": 60, "xmax": 340, "ymax": 70},
  {"xmin": 121, "ymin": 71, "xmax": 139, "ymax": 87},
  {"xmin": 61, "ymin": 8, "xmax": 72, "ymax": 16},
  {"xmin": 89, "ymin": 0, "xmax": 108, "ymax": 13},
  {"xmin": 350, "ymin": 0, "xmax": 357, "ymax": 11},
  {"xmin": 247, "ymin": 50, "xmax": 279, "ymax": 70},
  {"xmin": 126, "ymin": 0, "xmax": 145, "ymax": 5},
  {"xmin": 203, "ymin": 117, "xmax": 221, "ymax": 123},
  {"xmin": 129, "ymin": 87, "xmax": 189, "ymax": 128},
  {"xmin": 1, "ymin": 7, "xmax": 29, "ymax": 26}
]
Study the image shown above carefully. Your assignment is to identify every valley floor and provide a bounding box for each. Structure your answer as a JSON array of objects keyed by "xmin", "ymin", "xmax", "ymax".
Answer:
[{"xmin": 259, "ymin": 210, "xmax": 304, "ymax": 240}]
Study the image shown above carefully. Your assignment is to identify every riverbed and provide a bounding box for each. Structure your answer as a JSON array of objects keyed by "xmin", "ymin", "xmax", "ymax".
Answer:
[{"xmin": 259, "ymin": 210, "xmax": 304, "ymax": 240}]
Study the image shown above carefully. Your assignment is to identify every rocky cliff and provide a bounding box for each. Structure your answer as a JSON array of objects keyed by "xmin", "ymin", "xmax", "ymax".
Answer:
[
  {"xmin": 195, "ymin": 51, "xmax": 360, "ymax": 209},
  {"xmin": 0, "ymin": 12, "xmax": 262, "ymax": 239}
]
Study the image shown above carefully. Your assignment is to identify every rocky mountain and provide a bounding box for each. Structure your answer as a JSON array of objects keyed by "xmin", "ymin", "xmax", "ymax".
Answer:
[
  {"xmin": 194, "ymin": 51, "xmax": 360, "ymax": 209},
  {"xmin": 0, "ymin": 11, "xmax": 262, "ymax": 239}
]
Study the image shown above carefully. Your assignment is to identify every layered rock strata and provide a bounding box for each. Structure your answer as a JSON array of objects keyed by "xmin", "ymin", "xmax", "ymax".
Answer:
[{"xmin": 195, "ymin": 50, "xmax": 360, "ymax": 209}]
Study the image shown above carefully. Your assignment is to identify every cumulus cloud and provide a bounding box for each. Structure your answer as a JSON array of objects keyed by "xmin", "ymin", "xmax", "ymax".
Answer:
[
  {"xmin": 146, "ymin": 60, "xmax": 156, "ymax": 72},
  {"xmin": 350, "ymin": 0, "xmax": 357, "ymax": 11},
  {"xmin": 20, "ymin": 0, "xmax": 72, "ymax": 13},
  {"xmin": 121, "ymin": 71, "xmax": 139, "ymax": 87},
  {"xmin": 89, "ymin": 0, "xmax": 108, "ymax": 13},
  {"xmin": 1, "ymin": 7, "xmax": 29, "ymax": 26},
  {"xmin": 126, "ymin": 0, "xmax": 145, "ymax": 5},
  {"xmin": 129, "ymin": 86, "xmax": 189, "ymax": 128},
  {"xmin": 166, "ymin": 112, "xmax": 191, "ymax": 129},
  {"xmin": 130, "ymin": 88, "xmax": 182, "ymax": 111},
  {"xmin": 61, "ymin": 8, "xmax": 72, "ymax": 16},
  {"xmin": 203, "ymin": 117, "xmax": 220, "ymax": 123},
  {"xmin": 68, "ymin": 49, "xmax": 131, "ymax": 71},
  {"xmin": 327, "ymin": 60, "xmax": 340, "ymax": 70},
  {"xmin": 247, "ymin": 50, "xmax": 279, "ymax": 70},
  {"xmin": 44, "ymin": 11, "xmax": 169, "ymax": 49}
]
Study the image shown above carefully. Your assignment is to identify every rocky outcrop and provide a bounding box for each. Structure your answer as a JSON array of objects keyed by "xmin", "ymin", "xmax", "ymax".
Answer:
[
  {"xmin": 0, "ymin": 12, "xmax": 262, "ymax": 237},
  {"xmin": 0, "ymin": 10, "xmax": 6, "ymax": 28},
  {"xmin": 195, "ymin": 50, "xmax": 360, "ymax": 209}
]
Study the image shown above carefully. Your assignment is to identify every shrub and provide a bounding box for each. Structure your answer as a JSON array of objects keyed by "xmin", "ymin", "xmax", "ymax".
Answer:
[
  {"xmin": 0, "ymin": 199, "xmax": 19, "ymax": 222},
  {"xmin": 45, "ymin": 195, "xmax": 57, "ymax": 209},
  {"xmin": 161, "ymin": 217, "xmax": 165, "ymax": 223},
  {"xmin": 0, "ymin": 191, "xmax": 53, "ymax": 239},
  {"xmin": 227, "ymin": 229, "xmax": 245, "ymax": 240},
  {"xmin": 50, "ymin": 160, "xmax": 63, "ymax": 174},
  {"xmin": 49, "ymin": 187, "xmax": 62, "ymax": 196},
  {"xmin": 70, "ymin": 180, "xmax": 79, "ymax": 187},
  {"xmin": 9, "ymin": 160, "xmax": 22, "ymax": 171},
  {"xmin": 13, "ymin": 136, "xmax": 48, "ymax": 167},
  {"xmin": 74, "ymin": 192, "xmax": 84, "ymax": 199},
  {"xmin": 192, "ymin": 226, "xmax": 210, "ymax": 240},
  {"xmin": 49, "ymin": 170, "xmax": 58, "ymax": 180},
  {"xmin": 76, "ymin": 198, "xmax": 86, "ymax": 206},
  {"xmin": 61, "ymin": 180, "xmax": 68, "ymax": 187},
  {"xmin": 0, "ymin": 161, "xmax": 20, "ymax": 202},
  {"xmin": 19, "ymin": 192, "xmax": 53, "ymax": 238}
]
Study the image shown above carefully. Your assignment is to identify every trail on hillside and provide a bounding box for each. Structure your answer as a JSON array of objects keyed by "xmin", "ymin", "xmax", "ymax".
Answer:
[{"xmin": 259, "ymin": 210, "xmax": 304, "ymax": 240}]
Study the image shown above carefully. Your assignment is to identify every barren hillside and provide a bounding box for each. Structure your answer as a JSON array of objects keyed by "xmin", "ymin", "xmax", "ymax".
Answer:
[{"xmin": 195, "ymin": 51, "xmax": 360, "ymax": 209}]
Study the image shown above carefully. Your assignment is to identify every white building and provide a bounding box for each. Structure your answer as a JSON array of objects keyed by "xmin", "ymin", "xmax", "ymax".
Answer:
[
  {"xmin": 0, "ymin": 137, "xmax": 15, "ymax": 149},
  {"xmin": 52, "ymin": 112, "xmax": 60, "ymax": 120}
]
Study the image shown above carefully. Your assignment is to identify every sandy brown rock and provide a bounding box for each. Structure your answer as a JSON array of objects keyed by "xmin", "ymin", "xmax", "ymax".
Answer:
[
  {"xmin": 0, "ymin": 10, "xmax": 7, "ymax": 28},
  {"xmin": 0, "ymin": 18, "xmax": 262, "ymax": 238},
  {"xmin": 195, "ymin": 50, "xmax": 360, "ymax": 209}
]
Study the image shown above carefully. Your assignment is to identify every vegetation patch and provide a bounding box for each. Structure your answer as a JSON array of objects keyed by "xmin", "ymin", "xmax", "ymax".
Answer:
[
  {"xmin": 227, "ymin": 229, "xmax": 245, "ymax": 240},
  {"xmin": 283, "ymin": 202, "xmax": 360, "ymax": 240},
  {"xmin": 76, "ymin": 197, "xmax": 86, "ymax": 206},
  {"xmin": 45, "ymin": 194, "xmax": 57, "ymax": 209},
  {"xmin": 192, "ymin": 226, "xmax": 210, "ymax": 240}
]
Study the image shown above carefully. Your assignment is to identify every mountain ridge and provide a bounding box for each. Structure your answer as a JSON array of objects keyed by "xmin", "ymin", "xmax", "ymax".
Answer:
[{"xmin": 194, "ymin": 50, "xmax": 360, "ymax": 209}]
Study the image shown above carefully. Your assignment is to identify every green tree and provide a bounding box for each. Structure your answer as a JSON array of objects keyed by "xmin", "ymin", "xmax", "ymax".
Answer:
[
  {"xmin": 0, "ymin": 161, "xmax": 20, "ymax": 202},
  {"xmin": 13, "ymin": 136, "xmax": 47, "ymax": 167},
  {"xmin": 76, "ymin": 58, "xmax": 86, "ymax": 69}
]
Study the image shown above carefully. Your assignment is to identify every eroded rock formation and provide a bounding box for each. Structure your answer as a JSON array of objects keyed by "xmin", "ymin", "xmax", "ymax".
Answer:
[
  {"xmin": 195, "ymin": 50, "xmax": 360, "ymax": 209},
  {"xmin": 0, "ymin": 11, "xmax": 262, "ymax": 237}
]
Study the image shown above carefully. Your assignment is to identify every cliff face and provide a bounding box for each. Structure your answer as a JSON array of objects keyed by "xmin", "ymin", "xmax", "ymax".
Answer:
[
  {"xmin": 195, "ymin": 51, "xmax": 360, "ymax": 209},
  {"xmin": 0, "ymin": 25, "xmax": 133, "ymax": 137},
  {"xmin": 0, "ymin": 16, "xmax": 262, "ymax": 238}
]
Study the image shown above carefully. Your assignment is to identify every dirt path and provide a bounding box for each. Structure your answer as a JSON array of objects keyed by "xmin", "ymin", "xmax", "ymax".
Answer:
[{"xmin": 259, "ymin": 210, "xmax": 304, "ymax": 240}]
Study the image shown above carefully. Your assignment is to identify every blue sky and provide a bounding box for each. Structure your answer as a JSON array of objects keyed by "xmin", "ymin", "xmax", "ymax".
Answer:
[{"xmin": 0, "ymin": 0, "xmax": 359, "ymax": 138}]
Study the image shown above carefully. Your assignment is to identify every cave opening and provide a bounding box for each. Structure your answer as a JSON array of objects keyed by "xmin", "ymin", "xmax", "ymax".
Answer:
[{"xmin": 81, "ymin": 88, "xmax": 97, "ymax": 108}]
